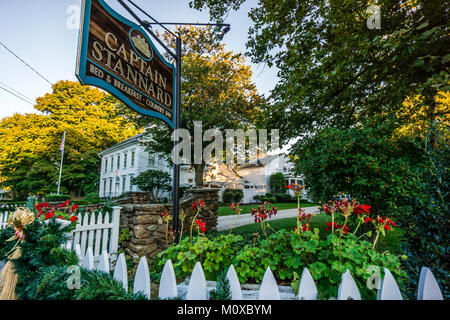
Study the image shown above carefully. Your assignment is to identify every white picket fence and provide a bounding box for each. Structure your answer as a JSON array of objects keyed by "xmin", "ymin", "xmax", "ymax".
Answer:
[
  {"xmin": 67, "ymin": 206, "xmax": 121, "ymax": 264},
  {"xmin": 76, "ymin": 246, "xmax": 444, "ymax": 300},
  {"xmin": 0, "ymin": 206, "xmax": 122, "ymax": 265}
]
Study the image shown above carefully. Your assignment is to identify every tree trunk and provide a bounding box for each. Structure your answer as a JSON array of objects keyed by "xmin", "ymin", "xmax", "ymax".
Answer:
[{"xmin": 193, "ymin": 163, "xmax": 205, "ymax": 187}]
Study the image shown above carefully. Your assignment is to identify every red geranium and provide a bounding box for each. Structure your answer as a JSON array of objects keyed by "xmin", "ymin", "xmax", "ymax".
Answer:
[
  {"xmin": 195, "ymin": 219, "xmax": 206, "ymax": 232},
  {"xmin": 70, "ymin": 215, "xmax": 78, "ymax": 222},
  {"xmin": 45, "ymin": 212, "xmax": 55, "ymax": 220}
]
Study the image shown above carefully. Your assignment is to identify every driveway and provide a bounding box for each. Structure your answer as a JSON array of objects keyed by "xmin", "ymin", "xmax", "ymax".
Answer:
[{"xmin": 217, "ymin": 206, "xmax": 320, "ymax": 231}]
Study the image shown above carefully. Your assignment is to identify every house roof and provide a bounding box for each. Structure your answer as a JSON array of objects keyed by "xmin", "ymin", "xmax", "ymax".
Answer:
[
  {"xmin": 98, "ymin": 133, "xmax": 143, "ymax": 156},
  {"xmin": 237, "ymin": 153, "xmax": 285, "ymax": 169}
]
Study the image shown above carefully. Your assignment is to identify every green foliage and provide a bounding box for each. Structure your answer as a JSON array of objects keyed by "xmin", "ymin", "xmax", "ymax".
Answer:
[
  {"xmin": 271, "ymin": 193, "xmax": 295, "ymax": 203},
  {"xmin": 222, "ymin": 189, "xmax": 243, "ymax": 204},
  {"xmin": 269, "ymin": 172, "xmax": 286, "ymax": 194},
  {"xmin": 399, "ymin": 125, "xmax": 449, "ymax": 299},
  {"xmin": 45, "ymin": 194, "xmax": 71, "ymax": 202},
  {"xmin": 154, "ymin": 234, "xmax": 243, "ymax": 281},
  {"xmin": 190, "ymin": 0, "xmax": 449, "ymax": 143},
  {"xmin": 233, "ymin": 230, "xmax": 406, "ymax": 300},
  {"xmin": 0, "ymin": 219, "xmax": 147, "ymax": 300},
  {"xmin": 131, "ymin": 169, "xmax": 172, "ymax": 202},
  {"xmin": 209, "ymin": 270, "xmax": 232, "ymax": 300},
  {"xmin": 0, "ymin": 80, "xmax": 140, "ymax": 198},
  {"xmin": 253, "ymin": 195, "xmax": 276, "ymax": 203},
  {"xmin": 153, "ymin": 225, "xmax": 405, "ymax": 299},
  {"xmin": 291, "ymin": 118, "xmax": 421, "ymax": 217},
  {"xmin": 140, "ymin": 26, "xmax": 265, "ymax": 186}
]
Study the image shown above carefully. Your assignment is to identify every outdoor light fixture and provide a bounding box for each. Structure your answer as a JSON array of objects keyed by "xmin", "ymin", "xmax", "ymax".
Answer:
[{"xmin": 215, "ymin": 25, "xmax": 231, "ymax": 41}]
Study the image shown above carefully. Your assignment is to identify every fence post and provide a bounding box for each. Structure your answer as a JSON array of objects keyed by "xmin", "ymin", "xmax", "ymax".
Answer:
[{"xmin": 109, "ymin": 206, "xmax": 121, "ymax": 262}]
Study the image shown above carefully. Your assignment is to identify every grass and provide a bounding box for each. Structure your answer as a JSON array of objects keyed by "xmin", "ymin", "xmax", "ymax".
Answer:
[
  {"xmin": 217, "ymin": 213, "xmax": 403, "ymax": 255},
  {"xmin": 217, "ymin": 202, "xmax": 319, "ymax": 216}
]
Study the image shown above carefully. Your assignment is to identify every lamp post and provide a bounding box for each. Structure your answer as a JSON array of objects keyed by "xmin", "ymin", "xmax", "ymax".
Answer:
[{"xmin": 117, "ymin": 0, "xmax": 230, "ymax": 243}]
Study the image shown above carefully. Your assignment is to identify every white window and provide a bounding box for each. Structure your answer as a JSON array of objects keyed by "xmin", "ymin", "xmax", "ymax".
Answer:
[
  {"xmin": 122, "ymin": 177, "xmax": 126, "ymax": 193},
  {"xmin": 103, "ymin": 180, "xmax": 107, "ymax": 197},
  {"xmin": 123, "ymin": 153, "xmax": 127, "ymax": 168},
  {"xmin": 129, "ymin": 175, "xmax": 134, "ymax": 191},
  {"xmin": 117, "ymin": 155, "xmax": 120, "ymax": 170},
  {"xmin": 148, "ymin": 153, "xmax": 156, "ymax": 166},
  {"xmin": 110, "ymin": 157, "xmax": 114, "ymax": 171},
  {"xmin": 109, "ymin": 179, "xmax": 113, "ymax": 196},
  {"xmin": 104, "ymin": 158, "xmax": 108, "ymax": 173},
  {"xmin": 131, "ymin": 151, "xmax": 135, "ymax": 167}
]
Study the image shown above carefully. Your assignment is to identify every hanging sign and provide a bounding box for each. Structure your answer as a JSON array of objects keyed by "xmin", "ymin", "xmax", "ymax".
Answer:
[{"xmin": 76, "ymin": 0, "xmax": 175, "ymax": 127}]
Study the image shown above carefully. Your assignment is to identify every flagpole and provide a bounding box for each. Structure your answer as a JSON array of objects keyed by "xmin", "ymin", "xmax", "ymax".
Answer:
[{"xmin": 57, "ymin": 130, "xmax": 66, "ymax": 195}]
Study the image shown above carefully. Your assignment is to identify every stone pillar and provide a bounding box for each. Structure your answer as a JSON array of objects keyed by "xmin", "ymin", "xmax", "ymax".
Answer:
[{"xmin": 119, "ymin": 188, "xmax": 220, "ymax": 266}]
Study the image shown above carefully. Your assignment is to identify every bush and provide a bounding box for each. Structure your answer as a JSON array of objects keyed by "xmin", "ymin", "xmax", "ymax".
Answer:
[
  {"xmin": 0, "ymin": 219, "xmax": 147, "ymax": 300},
  {"xmin": 269, "ymin": 172, "xmax": 286, "ymax": 194},
  {"xmin": 45, "ymin": 194, "xmax": 71, "ymax": 202},
  {"xmin": 153, "ymin": 234, "xmax": 244, "ymax": 281},
  {"xmin": 82, "ymin": 192, "xmax": 101, "ymax": 204},
  {"xmin": 152, "ymin": 227, "xmax": 406, "ymax": 300},
  {"xmin": 253, "ymin": 195, "xmax": 276, "ymax": 203},
  {"xmin": 272, "ymin": 193, "xmax": 295, "ymax": 203},
  {"xmin": 222, "ymin": 189, "xmax": 243, "ymax": 204},
  {"xmin": 290, "ymin": 118, "xmax": 421, "ymax": 217}
]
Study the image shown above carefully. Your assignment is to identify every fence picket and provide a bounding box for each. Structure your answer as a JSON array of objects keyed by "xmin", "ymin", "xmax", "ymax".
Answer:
[
  {"xmin": 109, "ymin": 207, "xmax": 121, "ymax": 262},
  {"xmin": 93, "ymin": 212, "xmax": 103, "ymax": 258},
  {"xmin": 186, "ymin": 262, "xmax": 207, "ymax": 300},
  {"xmin": 74, "ymin": 243, "xmax": 82, "ymax": 260},
  {"xmin": 226, "ymin": 264, "xmax": 242, "ymax": 300},
  {"xmin": 82, "ymin": 247, "xmax": 94, "ymax": 270},
  {"xmin": 417, "ymin": 267, "xmax": 443, "ymax": 300},
  {"xmin": 297, "ymin": 267, "xmax": 318, "ymax": 300},
  {"xmin": 133, "ymin": 256, "xmax": 151, "ymax": 299},
  {"xmin": 97, "ymin": 250, "xmax": 110, "ymax": 273},
  {"xmin": 87, "ymin": 213, "xmax": 96, "ymax": 252},
  {"xmin": 337, "ymin": 269, "xmax": 361, "ymax": 300},
  {"xmin": 79, "ymin": 213, "xmax": 89, "ymax": 256},
  {"xmin": 259, "ymin": 266, "xmax": 280, "ymax": 300},
  {"xmin": 159, "ymin": 259, "xmax": 178, "ymax": 300},
  {"xmin": 113, "ymin": 253, "xmax": 128, "ymax": 292},
  {"xmin": 101, "ymin": 212, "xmax": 110, "ymax": 254},
  {"xmin": 378, "ymin": 268, "xmax": 402, "ymax": 300}
]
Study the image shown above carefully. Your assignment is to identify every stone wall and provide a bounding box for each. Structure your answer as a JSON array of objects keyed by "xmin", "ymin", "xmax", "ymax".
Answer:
[{"xmin": 119, "ymin": 188, "xmax": 220, "ymax": 266}]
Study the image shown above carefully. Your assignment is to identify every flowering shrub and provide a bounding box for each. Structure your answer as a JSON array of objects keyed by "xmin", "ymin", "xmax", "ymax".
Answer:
[
  {"xmin": 250, "ymin": 202, "xmax": 277, "ymax": 239},
  {"xmin": 35, "ymin": 201, "xmax": 79, "ymax": 229}
]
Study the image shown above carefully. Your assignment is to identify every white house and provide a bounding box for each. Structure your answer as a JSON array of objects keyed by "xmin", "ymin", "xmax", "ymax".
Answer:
[
  {"xmin": 204, "ymin": 153, "xmax": 308, "ymax": 203},
  {"xmin": 98, "ymin": 133, "xmax": 308, "ymax": 203},
  {"xmin": 98, "ymin": 133, "xmax": 195, "ymax": 199}
]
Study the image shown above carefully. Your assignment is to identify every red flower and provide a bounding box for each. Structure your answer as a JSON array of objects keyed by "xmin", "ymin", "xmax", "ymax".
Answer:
[
  {"xmin": 45, "ymin": 212, "xmax": 55, "ymax": 220},
  {"xmin": 195, "ymin": 219, "xmax": 206, "ymax": 232},
  {"xmin": 230, "ymin": 203, "xmax": 236, "ymax": 210},
  {"xmin": 364, "ymin": 217, "xmax": 371, "ymax": 224},
  {"xmin": 57, "ymin": 216, "xmax": 64, "ymax": 219},
  {"xmin": 160, "ymin": 210, "xmax": 169, "ymax": 218},
  {"xmin": 384, "ymin": 225, "xmax": 391, "ymax": 231},
  {"xmin": 286, "ymin": 185, "xmax": 293, "ymax": 189},
  {"xmin": 70, "ymin": 216, "xmax": 78, "ymax": 222},
  {"xmin": 70, "ymin": 205, "xmax": 79, "ymax": 212}
]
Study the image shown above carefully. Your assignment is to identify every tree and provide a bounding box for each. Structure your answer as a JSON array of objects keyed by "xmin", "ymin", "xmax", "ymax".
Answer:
[
  {"xmin": 190, "ymin": 0, "xmax": 449, "ymax": 143},
  {"xmin": 290, "ymin": 117, "xmax": 422, "ymax": 217},
  {"xmin": 141, "ymin": 26, "xmax": 266, "ymax": 186},
  {"xmin": 269, "ymin": 172, "xmax": 286, "ymax": 194},
  {"xmin": 0, "ymin": 80, "xmax": 140, "ymax": 199},
  {"xmin": 131, "ymin": 170, "xmax": 172, "ymax": 201}
]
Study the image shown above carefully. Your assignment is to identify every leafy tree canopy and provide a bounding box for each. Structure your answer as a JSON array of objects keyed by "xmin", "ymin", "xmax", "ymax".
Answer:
[
  {"xmin": 0, "ymin": 80, "xmax": 141, "ymax": 199},
  {"xmin": 190, "ymin": 0, "xmax": 449, "ymax": 143},
  {"xmin": 142, "ymin": 26, "xmax": 267, "ymax": 186},
  {"xmin": 131, "ymin": 169, "xmax": 172, "ymax": 201}
]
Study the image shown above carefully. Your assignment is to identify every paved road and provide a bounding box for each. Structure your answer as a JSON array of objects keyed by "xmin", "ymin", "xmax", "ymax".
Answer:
[{"xmin": 217, "ymin": 206, "xmax": 320, "ymax": 231}]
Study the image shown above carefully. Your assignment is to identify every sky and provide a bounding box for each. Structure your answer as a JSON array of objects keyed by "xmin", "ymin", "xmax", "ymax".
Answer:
[{"xmin": 0, "ymin": 0, "xmax": 279, "ymax": 120}]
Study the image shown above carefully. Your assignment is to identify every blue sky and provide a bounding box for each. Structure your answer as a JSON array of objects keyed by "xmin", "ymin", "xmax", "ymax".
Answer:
[{"xmin": 0, "ymin": 0, "xmax": 279, "ymax": 120}]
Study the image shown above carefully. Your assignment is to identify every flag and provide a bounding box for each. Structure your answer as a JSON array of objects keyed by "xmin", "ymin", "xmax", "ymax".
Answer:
[{"xmin": 60, "ymin": 130, "xmax": 66, "ymax": 153}]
